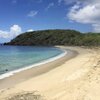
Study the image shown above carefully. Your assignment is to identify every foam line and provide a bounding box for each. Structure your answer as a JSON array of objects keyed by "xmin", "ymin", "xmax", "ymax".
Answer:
[{"xmin": 0, "ymin": 49, "xmax": 67, "ymax": 80}]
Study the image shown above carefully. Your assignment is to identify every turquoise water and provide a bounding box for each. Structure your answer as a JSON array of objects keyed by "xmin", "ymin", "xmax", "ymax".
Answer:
[{"xmin": 0, "ymin": 46, "xmax": 63, "ymax": 75}]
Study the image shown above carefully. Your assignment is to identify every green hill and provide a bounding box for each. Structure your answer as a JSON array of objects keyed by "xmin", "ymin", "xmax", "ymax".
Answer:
[{"xmin": 4, "ymin": 29, "xmax": 100, "ymax": 46}]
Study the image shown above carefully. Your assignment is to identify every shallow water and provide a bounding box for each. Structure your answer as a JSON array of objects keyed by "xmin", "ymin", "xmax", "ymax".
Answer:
[{"xmin": 0, "ymin": 46, "xmax": 63, "ymax": 75}]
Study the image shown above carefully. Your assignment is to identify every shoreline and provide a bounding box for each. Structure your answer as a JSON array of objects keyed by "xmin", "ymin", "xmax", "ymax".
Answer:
[
  {"xmin": 0, "ymin": 47, "xmax": 77, "ymax": 90},
  {"xmin": 0, "ymin": 47, "xmax": 67, "ymax": 80}
]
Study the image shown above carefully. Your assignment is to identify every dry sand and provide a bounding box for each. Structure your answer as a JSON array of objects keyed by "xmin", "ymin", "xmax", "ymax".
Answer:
[{"xmin": 0, "ymin": 46, "xmax": 100, "ymax": 100}]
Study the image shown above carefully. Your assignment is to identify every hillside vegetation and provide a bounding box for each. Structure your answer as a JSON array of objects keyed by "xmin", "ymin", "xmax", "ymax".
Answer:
[{"xmin": 4, "ymin": 29, "xmax": 100, "ymax": 46}]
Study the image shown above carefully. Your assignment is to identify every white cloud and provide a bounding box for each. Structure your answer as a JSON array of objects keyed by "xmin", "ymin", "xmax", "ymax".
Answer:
[
  {"xmin": 27, "ymin": 29, "xmax": 34, "ymax": 32},
  {"xmin": 0, "ymin": 25, "xmax": 22, "ymax": 39},
  {"xmin": 10, "ymin": 25, "xmax": 22, "ymax": 36},
  {"xmin": 68, "ymin": 4, "xmax": 98, "ymax": 24},
  {"xmin": 28, "ymin": 11, "xmax": 38, "ymax": 17},
  {"xmin": 67, "ymin": 0, "xmax": 100, "ymax": 32},
  {"xmin": 0, "ymin": 30, "xmax": 9, "ymax": 38},
  {"xmin": 45, "ymin": 3, "xmax": 54, "ymax": 11}
]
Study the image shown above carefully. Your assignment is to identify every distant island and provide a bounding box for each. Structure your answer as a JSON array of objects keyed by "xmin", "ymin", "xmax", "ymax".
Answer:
[{"xmin": 4, "ymin": 29, "xmax": 100, "ymax": 46}]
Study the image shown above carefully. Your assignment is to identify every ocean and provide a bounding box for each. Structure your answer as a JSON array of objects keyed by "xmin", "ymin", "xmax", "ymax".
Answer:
[{"xmin": 0, "ymin": 46, "xmax": 66, "ymax": 78}]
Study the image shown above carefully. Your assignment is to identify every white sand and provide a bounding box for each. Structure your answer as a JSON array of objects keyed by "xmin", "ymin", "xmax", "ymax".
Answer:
[{"xmin": 0, "ymin": 46, "xmax": 100, "ymax": 100}]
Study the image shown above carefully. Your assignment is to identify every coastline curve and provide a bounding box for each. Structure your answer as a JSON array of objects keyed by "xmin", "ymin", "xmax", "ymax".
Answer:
[
  {"xmin": 0, "ymin": 47, "xmax": 78, "ymax": 90},
  {"xmin": 0, "ymin": 48, "xmax": 67, "ymax": 80}
]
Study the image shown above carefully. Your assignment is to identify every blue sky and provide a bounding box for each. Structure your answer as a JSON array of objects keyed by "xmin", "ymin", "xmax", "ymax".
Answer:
[{"xmin": 0, "ymin": 0, "xmax": 100, "ymax": 43}]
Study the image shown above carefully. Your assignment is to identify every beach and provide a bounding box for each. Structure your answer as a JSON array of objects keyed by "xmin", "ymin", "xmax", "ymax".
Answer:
[{"xmin": 0, "ymin": 46, "xmax": 100, "ymax": 100}]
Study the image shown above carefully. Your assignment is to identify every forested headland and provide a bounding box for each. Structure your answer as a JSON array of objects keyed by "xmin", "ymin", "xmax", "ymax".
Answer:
[{"xmin": 4, "ymin": 29, "xmax": 100, "ymax": 46}]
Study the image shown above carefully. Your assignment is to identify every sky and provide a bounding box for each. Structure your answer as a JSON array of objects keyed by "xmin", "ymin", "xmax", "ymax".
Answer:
[{"xmin": 0, "ymin": 0, "xmax": 100, "ymax": 43}]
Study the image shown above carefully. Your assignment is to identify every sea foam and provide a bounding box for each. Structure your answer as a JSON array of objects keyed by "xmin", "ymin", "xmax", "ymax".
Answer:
[{"xmin": 0, "ymin": 49, "xmax": 67, "ymax": 80}]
